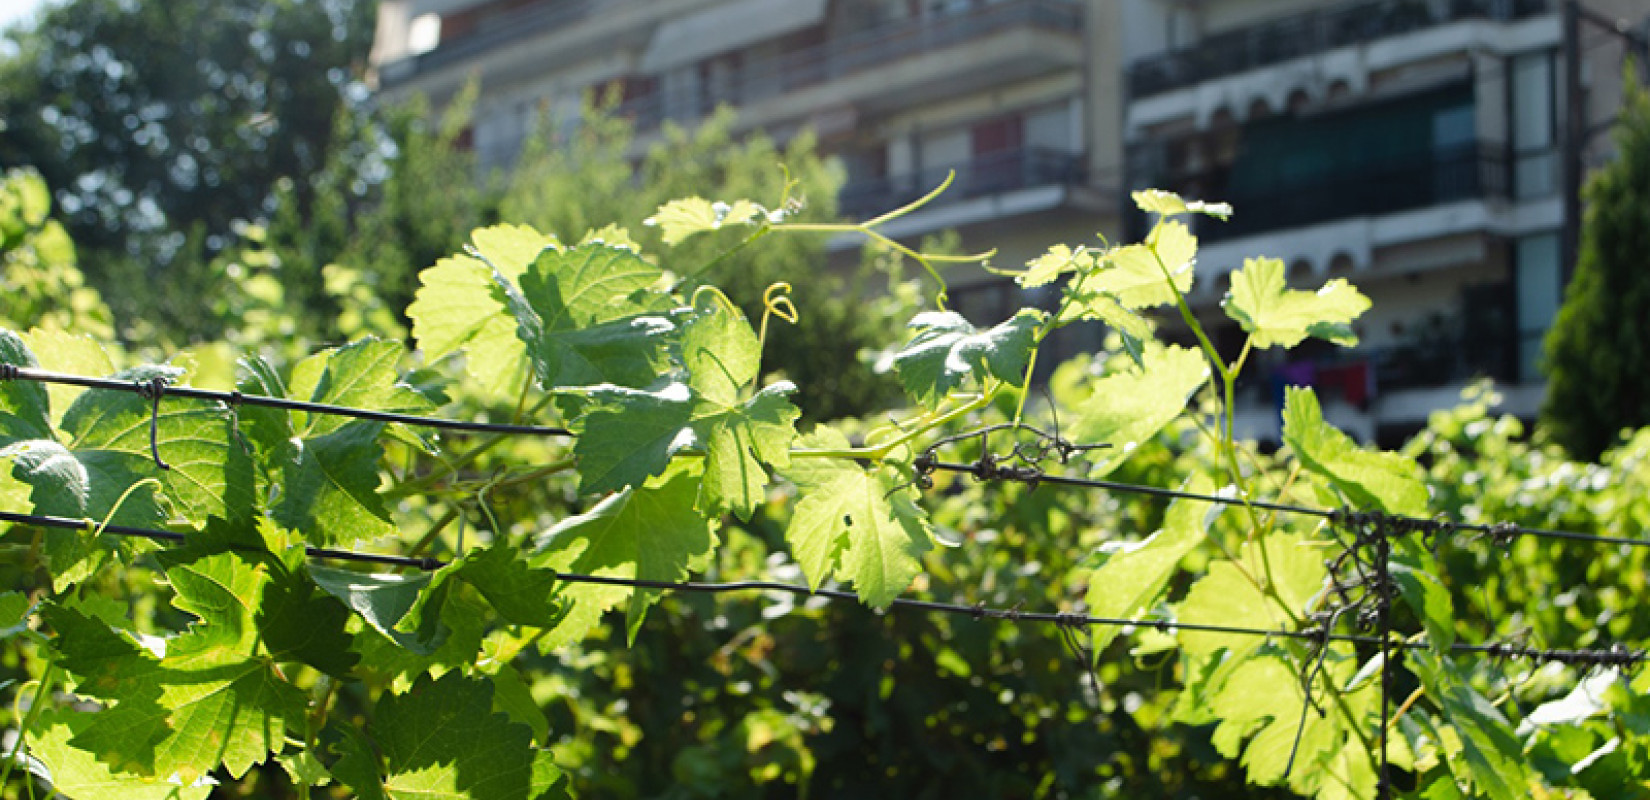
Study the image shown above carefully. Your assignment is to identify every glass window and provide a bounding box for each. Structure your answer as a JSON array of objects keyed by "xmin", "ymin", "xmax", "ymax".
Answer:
[
  {"xmin": 1511, "ymin": 51, "xmax": 1557, "ymax": 198},
  {"xmin": 1515, "ymin": 232, "xmax": 1561, "ymax": 382}
]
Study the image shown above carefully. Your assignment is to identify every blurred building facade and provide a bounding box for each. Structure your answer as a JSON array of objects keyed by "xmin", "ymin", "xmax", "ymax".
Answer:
[{"xmin": 369, "ymin": 0, "xmax": 1647, "ymax": 443}]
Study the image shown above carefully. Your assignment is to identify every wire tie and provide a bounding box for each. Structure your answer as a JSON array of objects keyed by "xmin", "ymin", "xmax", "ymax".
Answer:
[
  {"xmin": 970, "ymin": 601, "xmax": 987, "ymax": 621},
  {"xmin": 1488, "ymin": 522, "xmax": 1521, "ymax": 549},
  {"xmin": 137, "ymin": 376, "xmax": 171, "ymax": 471},
  {"xmin": 0, "ymin": 363, "xmax": 16, "ymax": 382}
]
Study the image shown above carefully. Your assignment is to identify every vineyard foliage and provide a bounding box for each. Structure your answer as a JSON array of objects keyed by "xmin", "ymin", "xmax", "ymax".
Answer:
[{"xmin": 3, "ymin": 164, "xmax": 1650, "ymax": 800}]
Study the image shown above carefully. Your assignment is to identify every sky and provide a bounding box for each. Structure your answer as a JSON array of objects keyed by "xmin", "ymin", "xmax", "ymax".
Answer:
[{"xmin": 0, "ymin": 0, "xmax": 51, "ymax": 32}]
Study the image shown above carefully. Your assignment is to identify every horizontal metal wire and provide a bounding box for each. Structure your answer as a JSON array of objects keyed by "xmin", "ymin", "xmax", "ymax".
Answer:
[
  {"xmin": 2, "ymin": 508, "xmax": 1639, "ymax": 668},
  {"xmin": 0, "ymin": 365, "xmax": 572, "ymax": 438}
]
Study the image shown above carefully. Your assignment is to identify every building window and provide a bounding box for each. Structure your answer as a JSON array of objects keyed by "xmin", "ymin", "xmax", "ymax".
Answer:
[
  {"xmin": 1515, "ymin": 232, "xmax": 1561, "ymax": 382},
  {"xmin": 1510, "ymin": 50, "xmax": 1557, "ymax": 199}
]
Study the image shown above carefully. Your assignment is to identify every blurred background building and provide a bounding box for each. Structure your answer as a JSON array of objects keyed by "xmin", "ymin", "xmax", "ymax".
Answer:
[{"xmin": 368, "ymin": 0, "xmax": 1649, "ymax": 444}]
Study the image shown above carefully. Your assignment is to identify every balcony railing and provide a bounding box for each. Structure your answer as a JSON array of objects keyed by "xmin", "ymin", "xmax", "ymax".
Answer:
[
  {"xmin": 616, "ymin": 0, "xmax": 1082, "ymax": 131},
  {"xmin": 1128, "ymin": 0, "xmax": 1551, "ymax": 98},
  {"xmin": 1134, "ymin": 143, "xmax": 1513, "ymax": 242},
  {"xmin": 837, "ymin": 147, "xmax": 1086, "ymax": 220},
  {"xmin": 379, "ymin": 0, "xmax": 601, "ymax": 87}
]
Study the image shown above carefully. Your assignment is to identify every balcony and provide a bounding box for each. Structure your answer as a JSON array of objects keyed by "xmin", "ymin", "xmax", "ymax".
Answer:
[
  {"xmin": 1127, "ymin": 0, "xmax": 1551, "ymax": 98},
  {"xmin": 1135, "ymin": 142, "xmax": 1512, "ymax": 242},
  {"xmin": 617, "ymin": 0, "xmax": 1084, "ymax": 132},
  {"xmin": 379, "ymin": 0, "xmax": 599, "ymax": 88},
  {"xmin": 837, "ymin": 147, "xmax": 1087, "ymax": 221}
]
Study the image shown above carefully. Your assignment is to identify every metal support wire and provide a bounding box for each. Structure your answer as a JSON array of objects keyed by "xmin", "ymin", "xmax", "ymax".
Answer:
[
  {"xmin": 0, "ymin": 365, "xmax": 573, "ymax": 438},
  {"xmin": 1, "ymin": 509, "xmax": 1642, "ymax": 671}
]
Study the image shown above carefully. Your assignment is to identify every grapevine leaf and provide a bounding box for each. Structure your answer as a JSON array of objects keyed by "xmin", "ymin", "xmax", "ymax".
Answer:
[
  {"xmin": 1412, "ymin": 650, "xmax": 1538, "ymax": 800},
  {"xmin": 569, "ymin": 382, "xmax": 696, "ymax": 495},
  {"xmin": 1019, "ymin": 244, "xmax": 1092, "ymax": 289},
  {"xmin": 3, "ymin": 438, "xmax": 161, "ymax": 588},
  {"xmin": 694, "ymin": 382, "xmax": 799, "ymax": 521},
  {"xmin": 1083, "ymin": 221, "xmax": 1196, "ymax": 310},
  {"xmin": 255, "ymin": 568, "xmax": 360, "ymax": 678},
  {"xmin": 645, "ymin": 197, "xmax": 764, "ymax": 245},
  {"xmin": 20, "ymin": 328, "xmax": 113, "ymax": 428},
  {"xmin": 1085, "ymin": 474, "xmax": 1221, "ymax": 654},
  {"xmin": 278, "ymin": 750, "xmax": 332, "ymax": 789},
  {"xmin": 1070, "ymin": 343, "xmax": 1210, "ymax": 477},
  {"xmin": 1391, "ymin": 549, "xmax": 1455, "ymax": 650},
  {"xmin": 284, "ymin": 339, "xmax": 436, "ymax": 438},
  {"xmin": 680, "ymin": 300, "xmax": 761, "ymax": 407},
  {"xmin": 47, "ymin": 553, "xmax": 307, "ymax": 783},
  {"xmin": 268, "ymin": 422, "xmax": 396, "ymax": 547},
  {"xmin": 348, "ymin": 585, "xmax": 490, "ymax": 679},
  {"xmin": 408, "ymin": 256, "xmax": 531, "ymax": 400},
  {"xmin": 0, "ymin": 328, "xmax": 52, "ymax": 445},
  {"xmin": 1132, "ymin": 188, "xmax": 1233, "ymax": 220},
  {"xmin": 59, "ymin": 363, "xmax": 255, "ymax": 526},
  {"xmin": 1055, "ymin": 289, "xmax": 1153, "ymax": 367},
  {"xmin": 441, "ymin": 543, "xmax": 567, "ymax": 628},
  {"xmin": 26, "ymin": 710, "xmax": 213, "ymax": 800},
  {"xmin": 1282, "ymin": 387, "xmax": 1428, "ymax": 516},
  {"xmin": 487, "ymin": 663, "xmax": 551, "ymax": 745},
  {"xmin": 1224, "ymin": 257, "xmax": 1370, "ymax": 349},
  {"xmin": 506, "ymin": 243, "xmax": 675, "ymax": 391},
  {"xmin": 336, "ymin": 671, "xmax": 546, "ymax": 800},
  {"xmin": 780, "ymin": 435, "xmax": 932, "ymax": 609},
  {"xmin": 0, "ymin": 590, "xmax": 30, "ymax": 640},
  {"xmin": 1177, "ymin": 532, "xmax": 1326, "ymax": 662},
  {"xmin": 237, "ymin": 348, "xmax": 419, "ymax": 547},
  {"xmin": 531, "ymin": 465, "xmax": 717, "ymax": 645},
  {"xmin": 310, "ymin": 566, "xmax": 447, "ymax": 655},
  {"xmin": 892, "ymin": 309, "xmax": 1044, "ymax": 407},
  {"xmin": 471, "ymin": 223, "xmax": 560, "ymax": 276}
]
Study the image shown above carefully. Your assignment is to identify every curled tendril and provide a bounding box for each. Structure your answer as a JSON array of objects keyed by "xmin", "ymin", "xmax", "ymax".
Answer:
[{"xmin": 763, "ymin": 282, "xmax": 799, "ymax": 326}]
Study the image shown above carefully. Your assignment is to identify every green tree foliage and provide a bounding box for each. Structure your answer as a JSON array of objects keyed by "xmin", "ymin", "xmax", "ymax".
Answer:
[
  {"xmin": 0, "ymin": 0, "xmax": 376, "ymax": 332},
  {"xmin": 1542, "ymin": 75, "xmax": 1650, "ymax": 461}
]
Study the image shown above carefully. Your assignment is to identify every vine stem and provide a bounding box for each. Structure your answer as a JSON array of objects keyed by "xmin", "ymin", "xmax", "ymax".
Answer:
[{"xmin": 1, "ymin": 662, "xmax": 56, "ymax": 792}]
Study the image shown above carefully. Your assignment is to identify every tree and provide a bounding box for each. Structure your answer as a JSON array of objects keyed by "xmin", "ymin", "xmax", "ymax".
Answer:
[
  {"xmin": 1542, "ymin": 74, "xmax": 1650, "ymax": 461},
  {"xmin": 0, "ymin": 0, "xmax": 377, "ymax": 333}
]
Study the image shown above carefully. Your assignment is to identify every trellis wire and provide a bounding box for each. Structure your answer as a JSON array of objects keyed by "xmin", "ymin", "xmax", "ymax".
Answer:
[{"xmin": 1, "ymin": 509, "xmax": 1640, "ymax": 671}]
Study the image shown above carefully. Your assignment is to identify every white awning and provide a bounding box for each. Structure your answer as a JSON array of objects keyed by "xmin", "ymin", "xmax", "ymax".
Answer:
[{"xmin": 640, "ymin": 0, "xmax": 828, "ymax": 73}]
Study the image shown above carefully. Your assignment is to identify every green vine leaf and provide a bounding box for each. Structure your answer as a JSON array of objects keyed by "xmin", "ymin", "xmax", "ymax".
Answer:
[
  {"xmin": 892, "ymin": 309, "xmax": 1044, "ymax": 407},
  {"xmin": 645, "ymin": 197, "xmax": 765, "ymax": 245},
  {"xmin": 1019, "ymin": 244, "xmax": 1093, "ymax": 289},
  {"xmin": 311, "ymin": 566, "xmax": 448, "ymax": 655},
  {"xmin": 1084, "ymin": 473, "xmax": 1222, "ymax": 654},
  {"xmin": 568, "ymin": 382, "xmax": 696, "ymax": 495},
  {"xmin": 1132, "ymin": 188, "xmax": 1233, "ymax": 220},
  {"xmin": 332, "ymin": 671, "xmax": 563, "ymax": 800},
  {"xmin": 238, "ymin": 341, "xmax": 432, "ymax": 547},
  {"xmin": 505, "ymin": 243, "xmax": 676, "ymax": 391},
  {"xmin": 781, "ymin": 427, "xmax": 933, "ymax": 609},
  {"xmin": 1070, "ymin": 343, "xmax": 1210, "ymax": 476},
  {"xmin": 1412, "ymin": 650, "xmax": 1539, "ymax": 800},
  {"xmin": 1223, "ymin": 257, "xmax": 1370, "ymax": 349},
  {"xmin": 407, "ymin": 224, "xmax": 556, "ymax": 400},
  {"xmin": 1282, "ymin": 387, "xmax": 1428, "ymax": 516},
  {"xmin": 43, "ymin": 552, "xmax": 308, "ymax": 783},
  {"xmin": 1084, "ymin": 221, "xmax": 1197, "ymax": 309},
  {"xmin": 0, "ymin": 328, "xmax": 53, "ymax": 446},
  {"xmin": 680, "ymin": 299, "xmax": 761, "ymax": 407},
  {"xmin": 696, "ymin": 382, "xmax": 799, "ymax": 521},
  {"xmin": 1177, "ymin": 531, "xmax": 1325, "ymax": 663},
  {"xmin": 531, "ymin": 464, "xmax": 717, "ymax": 645},
  {"xmin": 19, "ymin": 328, "xmax": 114, "ymax": 429},
  {"xmin": 25, "ymin": 710, "xmax": 213, "ymax": 800}
]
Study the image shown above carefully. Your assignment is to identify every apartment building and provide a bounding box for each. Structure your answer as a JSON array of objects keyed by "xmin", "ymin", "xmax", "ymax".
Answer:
[
  {"xmin": 368, "ymin": 0, "xmax": 1646, "ymax": 442},
  {"xmin": 370, "ymin": 0, "xmax": 1124, "ymax": 268},
  {"xmin": 1120, "ymin": 0, "xmax": 1646, "ymax": 442}
]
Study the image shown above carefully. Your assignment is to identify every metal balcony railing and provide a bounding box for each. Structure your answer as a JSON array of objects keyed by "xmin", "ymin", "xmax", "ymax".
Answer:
[
  {"xmin": 1133, "ymin": 142, "xmax": 1515, "ymax": 242},
  {"xmin": 615, "ymin": 0, "xmax": 1083, "ymax": 131},
  {"xmin": 837, "ymin": 147, "xmax": 1087, "ymax": 220},
  {"xmin": 379, "ymin": 0, "xmax": 601, "ymax": 87},
  {"xmin": 1127, "ymin": 0, "xmax": 1552, "ymax": 98}
]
